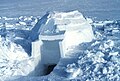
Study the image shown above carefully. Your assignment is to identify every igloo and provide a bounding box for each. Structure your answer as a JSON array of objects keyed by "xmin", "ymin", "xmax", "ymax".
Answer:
[{"xmin": 31, "ymin": 10, "xmax": 94, "ymax": 75}]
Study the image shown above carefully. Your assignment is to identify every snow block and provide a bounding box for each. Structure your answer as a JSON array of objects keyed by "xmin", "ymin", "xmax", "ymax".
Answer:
[{"xmin": 32, "ymin": 10, "xmax": 94, "ymax": 57}]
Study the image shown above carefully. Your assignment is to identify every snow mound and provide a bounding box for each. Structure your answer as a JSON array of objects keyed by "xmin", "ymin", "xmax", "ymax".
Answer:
[
  {"xmin": 0, "ymin": 36, "xmax": 34, "ymax": 80},
  {"xmin": 0, "ymin": 16, "xmax": 39, "ymax": 80}
]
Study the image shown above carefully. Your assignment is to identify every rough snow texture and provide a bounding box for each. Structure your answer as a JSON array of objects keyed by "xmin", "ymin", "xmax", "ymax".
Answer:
[
  {"xmin": 0, "ymin": 16, "xmax": 39, "ymax": 80},
  {"xmin": 56, "ymin": 20, "xmax": 120, "ymax": 81},
  {"xmin": 0, "ymin": 36, "xmax": 35, "ymax": 80},
  {"xmin": 0, "ymin": 11, "xmax": 120, "ymax": 81}
]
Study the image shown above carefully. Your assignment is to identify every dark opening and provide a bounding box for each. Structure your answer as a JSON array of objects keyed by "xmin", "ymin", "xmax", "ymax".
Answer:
[{"xmin": 45, "ymin": 64, "xmax": 57, "ymax": 75}]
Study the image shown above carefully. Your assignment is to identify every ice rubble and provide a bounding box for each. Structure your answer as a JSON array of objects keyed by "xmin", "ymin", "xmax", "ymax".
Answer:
[
  {"xmin": 0, "ymin": 16, "xmax": 38, "ymax": 30},
  {"xmin": 63, "ymin": 20, "xmax": 120, "ymax": 81}
]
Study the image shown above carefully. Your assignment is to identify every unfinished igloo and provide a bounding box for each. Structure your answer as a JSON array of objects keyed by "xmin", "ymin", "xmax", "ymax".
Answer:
[{"xmin": 31, "ymin": 10, "xmax": 94, "ymax": 75}]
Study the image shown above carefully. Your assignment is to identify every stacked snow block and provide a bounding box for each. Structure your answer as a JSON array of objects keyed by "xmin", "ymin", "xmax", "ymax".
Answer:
[{"xmin": 31, "ymin": 10, "xmax": 94, "ymax": 75}]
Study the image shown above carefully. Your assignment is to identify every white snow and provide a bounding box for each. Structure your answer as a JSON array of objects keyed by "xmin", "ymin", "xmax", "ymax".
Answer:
[
  {"xmin": 0, "ymin": 36, "xmax": 35, "ymax": 80},
  {"xmin": 18, "ymin": 21, "xmax": 26, "ymax": 25},
  {"xmin": 25, "ymin": 10, "xmax": 94, "ymax": 77},
  {"xmin": 0, "ymin": 10, "xmax": 120, "ymax": 81},
  {"xmin": 103, "ymin": 67, "xmax": 107, "ymax": 74},
  {"xmin": 38, "ymin": 11, "xmax": 94, "ymax": 57}
]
